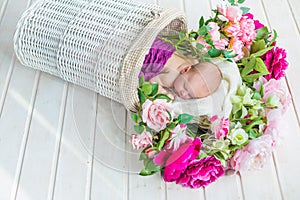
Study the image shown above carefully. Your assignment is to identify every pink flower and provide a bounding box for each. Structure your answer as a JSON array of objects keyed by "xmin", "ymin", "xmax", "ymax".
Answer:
[
  {"xmin": 264, "ymin": 118, "xmax": 280, "ymax": 147},
  {"xmin": 130, "ymin": 131, "xmax": 153, "ymax": 150},
  {"xmin": 230, "ymin": 135, "xmax": 273, "ymax": 171},
  {"xmin": 213, "ymin": 38, "xmax": 229, "ymax": 50},
  {"xmin": 145, "ymin": 147, "xmax": 157, "ymax": 158},
  {"xmin": 229, "ymin": 38, "xmax": 244, "ymax": 61},
  {"xmin": 244, "ymin": 13, "xmax": 264, "ymax": 30},
  {"xmin": 239, "ymin": 15, "xmax": 257, "ymax": 47},
  {"xmin": 168, "ymin": 124, "xmax": 189, "ymax": 150},
  {"xmin": 207, "ymin": 22, "xmax": 221, "ymax": 42},
  {"xmin": 224, "ymin": 23, "xmax": 241, "ymax": 38},
  {"xmin": 176, "ymin": 156, "xmax": 225, "ymax": 188},
  {"xmin": 263, "ymin": 78, "xmax": 291, "ymax": 113},
  {"xmin": 261, "ymin": 46, "xmax": 288, "ymax": 80},
  {"xmin": 210, "ymin": 115, "xmax": 230, "ymax": 139},
  {"xmin": 142, "ymin": 99, "xmax": 173, "ymax": 132},
  {"xmin": 154, "ymin": 138, "xmax": 201, "ymax": 182},
  {"xmin": 217, "ymin": 5, "xmax": 243, "ymax": 23}
]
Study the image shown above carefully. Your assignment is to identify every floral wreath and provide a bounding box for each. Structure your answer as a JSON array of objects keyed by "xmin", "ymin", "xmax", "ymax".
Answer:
[{"xmin": 129, "ymin": 0, "xmax": 290, "ymax": 189}]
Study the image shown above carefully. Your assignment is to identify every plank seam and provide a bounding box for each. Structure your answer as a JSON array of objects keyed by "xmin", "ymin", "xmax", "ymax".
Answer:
[
  {"xmin": 47, "ymin": 82, "xmax": 69, "ymax": 200},
  {"xmin": 0, "ymin": 54, "xmax": 16, "ymax": 118},
  {"xmin": 86, "ymin": 93, "xmax": 98, "ymax": 200},
  {"xmin": 271, "ymin": 152, "xmax": 284, "ymax": 200},
  {"xmin": 237, "ymin": 172, "xmax": 245, "ymax": 200},
  {"xmin": 0, "ymin": 0, "xmax": 9, "ymax": 26},
  {"xmin": 286, "ymin": 0, "xmax": 300, "ymax": 35},
  {"xmin": 10, "ymin": 70, "xmax": 41, "ymax": 200},
  {"xmin": 284, "ymin": 78, "xmax": 300, "ymax": 128}
]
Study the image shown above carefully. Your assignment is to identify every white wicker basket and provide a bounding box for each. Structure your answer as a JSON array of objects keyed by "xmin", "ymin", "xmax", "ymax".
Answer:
[{"xmin": 14, "ymin": 0, "xmax": 187, "ymax": 110}]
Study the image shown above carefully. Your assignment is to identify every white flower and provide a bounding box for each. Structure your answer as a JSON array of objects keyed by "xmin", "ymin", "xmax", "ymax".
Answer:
[
  {"xmin": 228, "ymin": 124, "xmax": 249, "ymax": 145},
  {"xmin": 167, "ymin": 124, "xmax": 188, "ymax": 150}
]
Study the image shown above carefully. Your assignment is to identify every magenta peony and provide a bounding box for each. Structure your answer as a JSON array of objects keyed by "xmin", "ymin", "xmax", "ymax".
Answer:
[
  {"xmin": 153, "ymin": 138, "xmax": 201, "ymax": 182},
  {"xmin": 176, "ymin": 156, "xmax": 225, "ymax": 188},
  {"xmin": 142, "ymin": 99, "xmax": 173, "ymax": 132},
  {"xmin": 261, "ymin": 46, "xmax": 288, "ymax": 80}
]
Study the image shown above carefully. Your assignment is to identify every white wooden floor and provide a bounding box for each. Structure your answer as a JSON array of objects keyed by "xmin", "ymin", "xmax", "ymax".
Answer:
[{"xmin": 1, "ymin": 0, "xmax": 300, "ymax": 199}]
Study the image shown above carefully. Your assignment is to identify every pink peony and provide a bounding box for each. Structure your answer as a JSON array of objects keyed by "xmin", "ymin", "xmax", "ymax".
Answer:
[
  {"xmin": 207, "ymin": 22, "xmax": 221, "ymax": 42},
  {"xmin": 176, "ymin": 156, "xmax": 225, "ymax": 188},
  {"xmin": 154, "ymin": 138, "xmax": 201, "ymax": 182},
  {"xmin": 130, "ymin": 131, "xmax": 153, "ymax": 150},
  {"xmin": 243, "ymin": 13, "xmax": 264, "ymax": 30},
  {"xmin": 239, "ymin": 15, "xmax": 257, "ymax": 47},
  {"xmin": 210, "ymin": 115, "xmax": 230, "ymax": 139},
  {"xmin": 217, "ymin": 5, "xmax": 243, "ymax": 23},
  {"xmin": 142, "ymin": 99, "xmax": 173, "ymax": 132},
  {"xmin": 261, "ymin": 46, "xmax": 288, "ymax": 80},
  {"xmin": 262, "ymin": 78, "xmax": 291, "ymax": 113},
  {"xmin": 229, "ymin": 38, "xmax": 244, "ymax": 61},
  {"xmin": 264, "ymin": 118, "xmax": 280, "ymax": 147},
  {"xmin": 230, "ymin": 135, "xmax": 273, "ymax": 171},
  {"xmin": 224, "ymin": 23, "xmax": 241, "ymax": 38}
]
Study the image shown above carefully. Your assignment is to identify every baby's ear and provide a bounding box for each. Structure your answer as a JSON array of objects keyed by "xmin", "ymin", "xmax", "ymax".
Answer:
[{"xmin": 180, "ymin": 65, "xmax": 192, "ymax": 74}]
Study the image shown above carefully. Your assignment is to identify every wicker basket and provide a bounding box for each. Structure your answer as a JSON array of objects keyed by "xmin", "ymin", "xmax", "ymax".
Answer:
[{"xmin": 14, "ymin": 0, "xmax": 187, "ymax": 111}]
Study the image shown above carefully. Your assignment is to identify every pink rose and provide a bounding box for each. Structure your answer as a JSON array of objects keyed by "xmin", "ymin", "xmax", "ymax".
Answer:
[
  {"xmin": 176, "ymin": 156, "xmax": 225, "ymax": 188},
  {"xmin": 130, "ymin": 131, "xmax": 153, "ymax": 150},
  {"xmin": 154, "ymin": 138, "xmax": 201, "ymax": 182},
  {"xmin": 261, "ymin": 46, "xmax": 288, "ymax": 80},
  {"xmin": 244, "ymin": 13, "xmax": 264, "ymax": 30},
  {"xmin": 230, "ymin": 135, "xmax": 273, "ymax": 171},
  {"xmin": 210, "ymin": 115, "xmax": 230, "ymax": 139},
  {"xmin": 217, "ymin": 5, "xmax": 243, "ymax": 23},
  {"xmin": 142, "ymin": 99, "xmax": 173, "ymax": 132}
]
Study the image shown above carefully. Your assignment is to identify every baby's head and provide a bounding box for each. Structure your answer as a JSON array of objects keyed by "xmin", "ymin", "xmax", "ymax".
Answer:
[{"xmin": 173, "ymin": 62, "xmax": 222, "ymax": 99}]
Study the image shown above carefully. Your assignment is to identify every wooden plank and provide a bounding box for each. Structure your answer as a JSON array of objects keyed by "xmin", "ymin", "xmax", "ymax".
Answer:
[
  {"xmin": 0, "ymin": 62, "xmax": 37, "ymax": 200},
  {"xmin": 14, "ymin": 74, "xmax": 66, "ymax": 200},
  {"xmin": 157, "ymin": 0, "xmax": 183, "ymax": 10},
  {"xmin": 166, "ymin": 183, "xmax": 205, "ymax": 200},
  {"xmin": 90, "ymin": 97, "xmax": 128, "ymax": 200},
  {"xmin": 261, "ymin": 0, "xmax": 300, "ymax": 121},
  {"xmin": 185, "ymin": 0, "xmax": 212, "ymax": 30},
  {"xmin": 126, "ymin": 112, "xmax": 166, "ymax": 200},
  {"xmin": 52, "ymin": 84, "xmax": 96, "ymax": 200}
]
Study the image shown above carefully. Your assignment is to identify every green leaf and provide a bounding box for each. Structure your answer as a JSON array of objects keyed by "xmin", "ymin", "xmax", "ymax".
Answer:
[
  {"xmin": 131, "ymin": 113, "xmax": 138, "ymax": 123},
  {"xmin": 243, "ymin": 73, "xmax": 262, "ymax": 83},
  {"xmin": 196, "ymin": 43, "xmax": 204, "ymax": 50},
  {"xmin": 251, "ymin": 39, "xmax": 266, "ymax": 54},
  {"xmin": 238, "ymin": 0, "xmax": 246, "ymax": 4},
  {"xmin": 139, "ymin": 159, "xmax": 161, "ymax": 176},
  {"xmin": 256, "ymin": 27, "xmax": 269, "ymax": 40},
  {"xmin": 252, "ymin": 90, "xmax": 262, "ymax": 100},
  {"xmin": 189, "ymin": 31, "xmax": 198, "ymax": 39},
  {"xmin": 179, "ymin": 29, "xmax": 186, "ymax": 40},
  {"xmin": 158, "ymin": 130, "xmax": 170, "ymax": 151},
  {"xmin": 141, "ymin": 82, "xmax": 152, "ymax": 95},
  {"xmin": 199, "ymin": 16, "xmax": 205, "ymax": 28},
  {"xmin": 198, "ymin": 26, "xmax": 211, "ymax": 36},
  {"xmin": 254, "ymin": 57, "xmax": 269, "ymax": 75},
  {"xmin": 269, "ymin": 29, "xmax": 277, "ymax": 46},
  {"xmin": 177, "ymin": 113, "xmax": 194, "ymax": 124},
  {"xmin": 138, "ymin": 88, "xmax": 146, "ymax": 105},
  {"xmin": 139, "ymin": 151, "xmax": 148, "ymax": 161},
  {"xmin": 240, "ymin": 7, "xmax": 250, "ymax": 15},
  {"xmin": 149, "ymin": 83, "xmax": 159, "ymax": 96},
  {"xmin": 166, "ymin": 122, "xmax": 176, "ymax": 131},
  {"xmin": 139, "ymin": 75, "xmax": 145, "ymax": 87},
  {"xmin": 155, "ymin": 93, "xmax": 171, "ymax": 102},
  {"xmin": 241, "ymin": 57, "xmax": 256, "ymax": 77},
  {"xmin": 251, "ymin": 46, "xmax": 274, "ymax": 57},
  {"xmin": 134, "ymin": 124, "xmax": 144, "ymax": 134},
  {"xmin": 208, "ymin": 48, "xmax": 222, "ymax": 57}
]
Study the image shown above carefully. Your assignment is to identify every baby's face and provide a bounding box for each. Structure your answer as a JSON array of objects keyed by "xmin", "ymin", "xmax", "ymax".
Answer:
[{"xmin": 173, "ymin": 62, "xmax": 222, "ymax": 100}]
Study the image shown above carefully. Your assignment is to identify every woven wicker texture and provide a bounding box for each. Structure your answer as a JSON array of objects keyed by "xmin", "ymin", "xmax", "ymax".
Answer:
[{"xmin": 14, "ymin": 0, "xmax": 186, "ymax": 110}]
